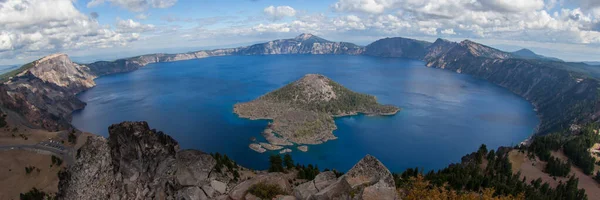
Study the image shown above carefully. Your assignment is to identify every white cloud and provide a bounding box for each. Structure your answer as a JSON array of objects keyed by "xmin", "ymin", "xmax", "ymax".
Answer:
[
  {"xmin": 263, "ymin": 5, "xmax": 297, "ymax": 21},
  {"xmin": 0, "ymin": 0, "xmax": 148, "ymax": 62},
  {"xmin": 87, "ymin": 0, "xmax": 177, "ymax": 12},
  {"xmin": 136, "ymin": 13, "xmax": 149, "ymax": 20},
  {"xmin": 116, "ymin": 18, "xmax": 155, "ymax": 33},
  {"xmin": 441, "ymin": 28, "xmax": 456, "ymax": 35}
]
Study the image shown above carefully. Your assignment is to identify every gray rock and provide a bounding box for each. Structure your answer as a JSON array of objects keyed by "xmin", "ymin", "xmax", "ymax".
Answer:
[
  {"xmin": 309, "ymin": 177, "xmax": 352, "ymax": 200},
  {"xmin": 344, "ymin": 155, "xmax": 395, "ymax": 188},
  {"xmin": 211, "ymin": 180, "xmax": 228, "ymax": 194},
  {"xmin": 277, "ymin": 195, "xmax": 298, "ymax": 200},
  {"xmin": 360, "ymin": 180, "xmax": 397, "ymax": 200},
  {"xmin": 176, "ymin": 186, "xmax": 208, "ymax": 200},
  {"xmin": 294, "ymin": 171, "xmax": 337, "ymax": 199},
  {"xmin": 201, "ymin": 184, "xmax": 216, "ymax": 197},
  {"xmin": 176, "ymin": 149, "xmax": 216, "ymax": 186}
]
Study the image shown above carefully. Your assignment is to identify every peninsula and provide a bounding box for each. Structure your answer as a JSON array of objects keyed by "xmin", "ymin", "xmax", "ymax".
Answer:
[{"xmin": 234, "ymin": 74, "xmax": 400, "ymax": 151}]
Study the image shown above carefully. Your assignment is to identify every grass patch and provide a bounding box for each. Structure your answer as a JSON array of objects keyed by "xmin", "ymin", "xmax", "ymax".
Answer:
[{"xmin": 247, "ymin": 182, "xmax": 286, "ymax": 199}]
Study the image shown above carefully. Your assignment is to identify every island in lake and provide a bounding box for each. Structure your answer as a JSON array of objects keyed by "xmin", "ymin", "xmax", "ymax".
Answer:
[{"xmin": 234, "ymin": 74, "xmax": 400, "ymax": 153}]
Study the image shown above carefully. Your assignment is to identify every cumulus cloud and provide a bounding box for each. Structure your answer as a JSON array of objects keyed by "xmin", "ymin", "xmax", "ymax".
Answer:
[
  {"xmin": 0, "ymin": 0, "xmax": 150, "ymax": 61},
  {"xmin": 87, "ymin": 0, "xmax": 177, "ymax": 12},
  {"xmin": 116, "ymin": 18, "xmax": 155, "ymax": 33},
  {"xmin": 325, "ymin": 0, "xmax": 600, "ymax": 44},
  {"xmin": 263, "ymin": 5, "xmax": 296, "ymax": 21}
]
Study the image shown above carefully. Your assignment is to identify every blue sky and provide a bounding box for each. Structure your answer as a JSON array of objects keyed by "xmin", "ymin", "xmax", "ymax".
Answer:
[{"xmin": 1, "ymin": 0, "xmax": 600, "ymax": 65}]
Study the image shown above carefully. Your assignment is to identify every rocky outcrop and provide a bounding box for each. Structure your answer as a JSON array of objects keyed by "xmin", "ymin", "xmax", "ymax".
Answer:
[
  {"xmin": 58, "ymin": 121, "xmax": 237, "ymax": 199},
  {"xmin": 0, "ymin": 54, "xmax": 96, "ymax": 130}
]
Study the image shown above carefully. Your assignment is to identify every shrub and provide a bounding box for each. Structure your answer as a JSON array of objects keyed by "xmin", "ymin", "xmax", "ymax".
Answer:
[{"xmin": 247, "ymin": 182, "xmax": 286, "ymax": 199}]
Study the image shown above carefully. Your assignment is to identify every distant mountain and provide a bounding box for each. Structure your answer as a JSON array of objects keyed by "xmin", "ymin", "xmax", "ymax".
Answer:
[
  {"xmin": 585, "ymin": 61, "xmax": 600, "ymax": 66},
  {"xmin": 236, "ymin": 33, "xmax": 363, "ymax": 55},
  {"xmin": 0, "ymin": 65, "xmax": 18, "ymax": 75},
  {"xmin": 363, "ymin": 37, "xmax": 431, "ymax": 59},
  {"xmin": 511, "ymin": 48, "xmax": 563, "ymax": 62}
]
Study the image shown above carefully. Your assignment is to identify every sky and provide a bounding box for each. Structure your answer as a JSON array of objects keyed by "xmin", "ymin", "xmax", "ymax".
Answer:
[{"xmin": 1, "ymin": 0, "xmax": 600, "ymax": 65}]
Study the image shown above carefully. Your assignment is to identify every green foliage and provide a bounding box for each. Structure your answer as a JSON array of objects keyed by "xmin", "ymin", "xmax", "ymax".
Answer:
[
  {"xmin": 323, "ymin": 168, "xmax": 344, "ymax": 178},
  {"xmin": 397, "ymin": 145, "xmax": 587, "ymax": 200},
  {"xmin": 283, "ymin": 154, "xmax": 294, "ymax": 169},
  {"xmin": 269, "ymin": 155, "xmax": 284, "ymax": 172},
  {"xmin": 50, "ymin": 155, "xmax": 63, "ymax": 167},
  {"xmin": 211, "ymin": 153, "xmax": 240, "ymax": 181},
  {"xmin": 20, "ymin": 187, "xmax": 54, "ymax": 200},
  {"xmin": 296, "ymin": 164, "xmax": 320, "ymax": 180},
  {"xmin": 544, "ymin": 156, "xmax": 570, "ymax": 177},
  {"xmin": 25, "ymin": 166, "xmax": 37, "ymax": 174},
  {"xmin": 563, "ymin": 124, "xmax": 599, "ymax": 175},
  {"xmin": 0, "ymin": 113, "xmax": 7, "ymax": 128},
  {"xmin": 247, "ymin": 182, "xmax": 286, "ymax": 199},
  {"xmin": 527, "ymin": 133, "xmax": 564, "ymax": 161},
  {"xmin": 67, "ymin": 131, "xmax": 77, "ymax": 144}
]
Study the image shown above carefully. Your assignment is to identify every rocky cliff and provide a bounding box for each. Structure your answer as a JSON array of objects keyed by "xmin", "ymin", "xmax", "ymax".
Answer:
[
  {"xmin": 58, "ymin": 121, "xmax": 398, "ymax": 200},
  {"xmin": 363, "ymin": 37, "xmax": 600, "ymax": 134},
  {"xmin": 0, "ymin": 54, "xmax": 96, "ymax": 130},
  {"xmin": 424, "ymin": 40, "xmax": 600, "ymax": 134}
]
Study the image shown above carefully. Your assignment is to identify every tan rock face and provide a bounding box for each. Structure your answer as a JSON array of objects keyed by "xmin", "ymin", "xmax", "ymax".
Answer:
[{"xmin": 26, "ymin": 54, "xmax": 96, "ymax": 91}]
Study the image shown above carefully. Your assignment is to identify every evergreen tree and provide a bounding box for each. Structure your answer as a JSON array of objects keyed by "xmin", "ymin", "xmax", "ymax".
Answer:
[
  {"xmin": 269, "ymin": 155, "xmax": 284, "ymax": 172},
  {"xmin": 284, "ymin": 154, "xmax": 294, "ymax": 169}
]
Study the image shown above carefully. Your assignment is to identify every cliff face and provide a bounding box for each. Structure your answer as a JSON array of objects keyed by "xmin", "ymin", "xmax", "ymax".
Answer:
[
  {"xmin": 0, "ymin": 54, "xmax": 96, "ymax": 130},
  {"xmin": 425, "ymin": 40, "xmax": 599, "ymax": 133},
  {"xmin": 58, "ymin": 121, "xmax": 398, "ymax": 200}
]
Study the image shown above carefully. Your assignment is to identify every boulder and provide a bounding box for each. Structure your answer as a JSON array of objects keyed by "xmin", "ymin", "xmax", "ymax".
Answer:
[
  {"xmin": 361, "ymin": 180, "xmax": 398, "ymax": 200},
  {"xmin": 175, "ymin": 186, "xmax": 208, "ymax": 200},
  {"xmin": 293, "ymin": 171, "xmax": 337, "ymax": 199},
  {"xmin": 345, "ymin": 155, "xmax": 395, "ymax": 188},
  {"xmin": 309, "ymin": 177, "xmax": 352, "ymax": 200},
  {"xmin": 202, "ymin": 184, "xmax": 216, "ymax": 198},
  {"xmin": 211, "ymin": 180, "xmax": 228, "ymax": 194},
  {"xmin": 175, "ymin": 150, "xmax": 216, "ymax": 186}
]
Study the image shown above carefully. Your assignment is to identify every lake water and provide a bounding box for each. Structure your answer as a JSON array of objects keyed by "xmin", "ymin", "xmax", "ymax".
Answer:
[{"xmin": 72, "ymin": 55, "xmax": 539, "ymax": 173}]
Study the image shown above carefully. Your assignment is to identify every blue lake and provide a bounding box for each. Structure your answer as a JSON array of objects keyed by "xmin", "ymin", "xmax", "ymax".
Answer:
[{"xmin": 72, "ymin": 55, "xmax": 539, "ymax": 173}]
